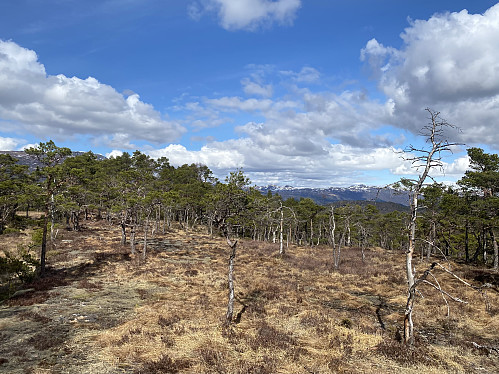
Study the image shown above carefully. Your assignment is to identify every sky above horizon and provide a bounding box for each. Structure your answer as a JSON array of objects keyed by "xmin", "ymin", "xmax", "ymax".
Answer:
[{"xmin": 1, "ymin": 0, "xmax": 499, "ymax": 187}]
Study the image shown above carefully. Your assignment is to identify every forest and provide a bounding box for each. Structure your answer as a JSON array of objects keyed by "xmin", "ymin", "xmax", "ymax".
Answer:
[
  {"xmin": 1, "ymin": 140, "xmax": 498, "ymax": 274},
  {"xmin": 0, "ymin": 136, "xmax": 499, "ymax": 373}
]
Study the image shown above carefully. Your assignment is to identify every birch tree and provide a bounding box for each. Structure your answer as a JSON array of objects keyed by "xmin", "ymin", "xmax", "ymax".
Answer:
[{"xmin": 395, "ymin": 109, "xmax": 460, "ymax": 345}]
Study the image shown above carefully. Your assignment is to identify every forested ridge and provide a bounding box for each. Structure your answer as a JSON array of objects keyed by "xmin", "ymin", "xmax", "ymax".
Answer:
[{"xmin": 1, "ymin": 140, "xmax": 498, "ymax": 272}]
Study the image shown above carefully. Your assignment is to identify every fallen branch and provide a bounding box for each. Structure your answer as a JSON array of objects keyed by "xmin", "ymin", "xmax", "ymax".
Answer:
[{"xmin": 471, "ymin": 341, "xmax": 499, "ymax": 355}]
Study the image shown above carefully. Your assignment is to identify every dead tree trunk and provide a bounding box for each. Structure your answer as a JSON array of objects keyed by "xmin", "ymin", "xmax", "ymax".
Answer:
[
  {"xmin": 143, "ymin": 212, "xmax": 150, "ymax": 260},
  {"xmin": 225, "ymin": 236, "xmax": 238, "ymax": 324},
  {"xmin": 279, "ymin": 202, "xmax": 284, "ymax": 255},
  {"xmin": 130, "ymin": 213, "xmax": 136, "ymax": 255},
  {"xmin": 329, "ymin": 206, "xmax": 336, "ymax": 248}
]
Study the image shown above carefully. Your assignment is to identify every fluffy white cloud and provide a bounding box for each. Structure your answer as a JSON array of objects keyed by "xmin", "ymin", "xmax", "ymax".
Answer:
[
  {"xmin": 280, "ymin": 66, "xmax": 321, "ymax": 83},
  {"xmin": 0, "ymin": 136, "xmax": 24, "ymax": 151},
  {"xmin": 148, "ymin": 143, "xmax": 245, "ymax": 169},
  {"xmin": 105, "ymin": 149, "xmax": 124, "ymax": 159},
  {"xmin": 146, "ymin": 137, "xmax": 404, "ymax": 186},
  {"xmin": 361, "ymin": 4, "xmax": 499, "ymax": 146},
  {"xmin": 241, "ymin": 77, "xmax": 273, "ymax": 97},
  {"xmin": 205, "ymin": 96, "xmax": 274, "ymax": 112},
  {"xmin": 170, "ymin": 63, "xmax": 404, "ymax": 185},
  {"xmin": 189, "ymin": 0, "xmax": 301, "ymax": 31},
  {"xmin": 0, "ymin": 40, "xmax": 185, "ymax": 146}
]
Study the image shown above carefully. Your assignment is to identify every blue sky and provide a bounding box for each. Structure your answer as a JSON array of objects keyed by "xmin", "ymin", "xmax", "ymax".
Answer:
[{"xmin": 1, "ymin": 0, "xmax": 499, "ymax": 187}]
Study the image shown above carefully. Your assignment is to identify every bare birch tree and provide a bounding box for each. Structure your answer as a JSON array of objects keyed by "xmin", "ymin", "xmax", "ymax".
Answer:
[
  {"xmin": 396, "ymin": 108, "xmax": 461, "ymax": 344},
  {"xmin": 225, "ymin": 235, "xmax": 238, "ymax": 324}
]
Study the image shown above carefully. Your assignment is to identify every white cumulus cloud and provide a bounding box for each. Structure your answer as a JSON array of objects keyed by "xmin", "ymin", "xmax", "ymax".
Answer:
[
  {"xmin": 189, "ymin": 0, "xmax": 301, "ymax": 31},
  {"xmin": 0, "ymin": 136, "xmax": 24, "ymax": 151},
  {"xmin": 0, "ymin": 40, "xmax": 186, "ymax": 146},
  {"xmin": 361, "ymin": 4, "xmax": 499, "ymax": 147}
]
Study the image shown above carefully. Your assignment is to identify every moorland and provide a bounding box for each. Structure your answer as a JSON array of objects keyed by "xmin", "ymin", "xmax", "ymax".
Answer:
[{"xmin": 1, "ymin": 216, "xmax": 498, "ymax": 374}]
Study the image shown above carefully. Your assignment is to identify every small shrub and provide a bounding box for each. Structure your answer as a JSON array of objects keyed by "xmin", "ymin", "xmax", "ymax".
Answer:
[
  {"xmin": 329, "ymin": 332, "xmax": 354, "ymax": 356},
  {"xmin": 2, "ymin": 228, "xmax": 20, "ymax": 234},
  {"xmin": 234, "ymin": 356, "xmax": 276, "ymax": 374},
  {"xmin": 0, "ymin": 251, "xmax": 39, "ymax": 283},
  {"xmin": 376, "ymin": 338, "xmax": 439, "ymax": 366},
  {"xmin": 31, "ymin": 229, "xmax": 43, "ymax": 247},
  {"xmin": 249, "ymin": 321, "xmax": 297, "ymax": 350},
  {"xmin": 28, "ymin": 328, "xmax": 67, "ymax": 350},
  {"xmin": 18, "ymin": 311, "xmax": 51, "ymax": 324},
  {"xmin": 300, "ymin": 311, "xmax": 328, "ymax": 328},
  {"xmin": 135, "ymin": 354, "xmax": 190, "ymax": 374},
  {"xmin": 77, "ymin": 279, "xmax": 103, "ymax": 290},
  {"xmin": 158, "ymin": 315, "xmax": 180, "ymax": 328},
  {"xmin": 161, "ymin": 334, "xmax": 175, "ymax": 347},
  {"xmin": 340, "ymin": 318, "xmax": 353, "ymax": 329},
  {"xmin": 8, "ymin": 291, "xmax": 50, "ymax": 306},
  {"xmin": 197, "ymin": 345, "xmax": 228, "ymax": 373}
]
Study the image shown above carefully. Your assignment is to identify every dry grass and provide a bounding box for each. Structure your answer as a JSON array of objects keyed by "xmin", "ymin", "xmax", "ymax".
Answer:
[{"xmin": 1, "ymin": 220, "xmax": 498, "ymax": 373}]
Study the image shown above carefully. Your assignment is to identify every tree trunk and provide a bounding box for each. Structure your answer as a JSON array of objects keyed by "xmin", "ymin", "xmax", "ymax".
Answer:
[
  {"xmin": 50, "ymin": 193, "xmax": 55, "ymax": 242},
  {"xmin": 346, "ymin": 220, "xmax": 351, "ymax": 247},
  {"xmin": 279, "ymin": 204, "xmax": 284, "ymax": 255},
  {"xmin": 39, "ymin": 207, "xmax": 49, "ymax": 277},
  {"xmin": 130, "ymin": 223, "xmax": 136, "ymax": 254},
  {"xmin": 404, "ymin": 192, "xmax": 417, "ymax": 344},
  {"xmin": 490, "ymin": 228, "xmax": 498, "ymax": 270},
  {"xmin": 426, "ymin": 221, "xmax": 436, "ymax": 261},
  {"xmin": 225, "ymin": 237, "xmax": 238, "ymax": 324},
  {"xmin": 143, "ymin": 215, "xmax": 149, "ymax": 260},
  {"xmin": 71, "ymin": 210, "xmax": 79, "ymax": 231},
  {"xmin": 310, "ymin": 218, "xmax": 313, "ymax": 246},
  {"xmin": 121, "ymin": 222, "xmax": 127, "ymax": 245},
  {"xmin": 465, "ymin": 221, "xmax": 469, "ymax": 263}
]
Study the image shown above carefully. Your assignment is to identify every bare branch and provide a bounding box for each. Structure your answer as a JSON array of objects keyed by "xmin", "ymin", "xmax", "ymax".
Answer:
[
  {"xmin": 421, "ymin": 279, "xmax": 468, "ymax": 304},
  {"xmin": 471, "ymin": 342, "xmax": 499, "ymax": 355},
  {"xmin": 415, "ymin": 238, "xmax": 449, "ymax": 263}
]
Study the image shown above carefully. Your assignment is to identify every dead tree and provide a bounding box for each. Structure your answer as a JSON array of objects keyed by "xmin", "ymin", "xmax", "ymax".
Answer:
[
  {"xmin": 225, "ymin": 235, "xmax": 238, "ymax": 324},
  {"xmin": 398, "ymin": 108, "xmax": 461, "ymax": 344}
]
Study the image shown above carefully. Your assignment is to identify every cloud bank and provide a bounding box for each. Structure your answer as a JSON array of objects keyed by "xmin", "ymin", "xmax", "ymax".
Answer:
[
  {"xmin": 172, "ymin": 4, "xmax": 499, "ymax": 185},
  {"xmin": 4, "ymin": 3, "xmax": 499, "ymax": 186},
  {"xmin": 361, "ymin": 4, "xmax": 499, "ymax": 145},
  {"xmin": 0, "ymin": 40, "xmax": 185, "ymax": 148}
]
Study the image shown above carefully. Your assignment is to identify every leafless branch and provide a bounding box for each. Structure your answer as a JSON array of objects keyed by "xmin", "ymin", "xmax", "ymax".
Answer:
[
  {"xmin": 415, "ymin": 238, "xmax": 449, "ymax": 263},
  {"xmin": 471, "ymin": 342, "xmax": 499, "ymax": 355}
]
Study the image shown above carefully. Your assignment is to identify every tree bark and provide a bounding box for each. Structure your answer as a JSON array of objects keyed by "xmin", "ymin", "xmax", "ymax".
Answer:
[
  {"xmin": 225, "ymin": 237, "xmax": 238, "ymax": 324},
  {"xmin": 121, "ymin": 222, "xmax": 127, "ymax": 245},
  {"xmin": 465, "ymin": 221, "xmax": 469, "ymax": 263},
  {"xmin": 279, "ymin": 203, "xmax": 284, "ymax": 255},
  {"xmin": 39, "ymin": 207, "xmax": 49, "ymax": 277},
  {"xmin": 130, "ymin": 223, "xmax": 136, "ymax": 255},
  {"xmin": 490, "ymin": 228, "xmax": 498, "ymax": 270},
  {"xmin": 143, "ymin": 216, "xmax": 148, "ymax": 260}
]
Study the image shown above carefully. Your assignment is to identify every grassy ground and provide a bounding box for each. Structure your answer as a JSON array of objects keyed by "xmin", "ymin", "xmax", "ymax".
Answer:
[{"xmin": 1, "ymin": 220, "xmax": 498, "ymax": 373}]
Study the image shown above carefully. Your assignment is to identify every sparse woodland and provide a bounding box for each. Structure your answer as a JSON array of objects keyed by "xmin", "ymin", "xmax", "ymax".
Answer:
[{"xmin": 1, "ymin": 114, "xmax": 499, "ymax": 373}]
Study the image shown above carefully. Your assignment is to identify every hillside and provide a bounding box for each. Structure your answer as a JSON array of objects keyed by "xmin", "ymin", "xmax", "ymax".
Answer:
[{"xmin": 1, "ymin": 219, "xmax": 498, "ymax": 373}]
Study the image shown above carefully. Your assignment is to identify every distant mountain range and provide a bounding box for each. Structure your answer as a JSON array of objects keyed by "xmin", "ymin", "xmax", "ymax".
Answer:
[{"xmin": 256, "ymin": 185, "xmax": 411, "ymax": 210}]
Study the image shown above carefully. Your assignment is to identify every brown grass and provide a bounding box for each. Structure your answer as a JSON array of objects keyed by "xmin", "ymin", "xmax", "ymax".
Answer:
[{"xmin": 1, "ymin": 220, "xmax": 498, "ymax": 373}]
